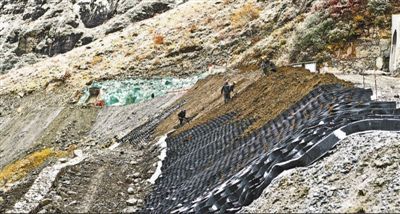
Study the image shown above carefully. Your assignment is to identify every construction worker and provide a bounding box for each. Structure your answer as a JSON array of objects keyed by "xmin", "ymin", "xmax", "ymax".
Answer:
[
  {"xmin": 260, "ymin": 59, "xmax": 277, "ymax": 75},
  {"xmin": 178, "ymin": 109, "xmax": 187, "ymax": 125},
  {"xmin": 221, "ymin": 81, "xmax": 234, "ymax": 103}
]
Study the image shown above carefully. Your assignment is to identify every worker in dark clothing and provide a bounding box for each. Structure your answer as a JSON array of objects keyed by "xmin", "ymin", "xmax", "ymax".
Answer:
[
  {"xmin": 221, "ymin": 81, "xmax": 234, "ymax": 103},
  {"xmin": 178, "ymin": 109, "xmax": 187, "ymax": 125},
  {"xmin": 260, "ymin": 59, "xmax": 277, "ymax": 75}
]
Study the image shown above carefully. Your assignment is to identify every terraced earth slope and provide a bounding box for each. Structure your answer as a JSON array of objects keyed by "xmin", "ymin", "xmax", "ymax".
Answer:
[
  {"xmin": 1, "ymin": 0, "xmax": 400, "ymax": 213},
  {"xmin": 145, "ymin": 82, "xmax": 400, "ymax": 213},
  {"xmin": 156, "ymin": 67, "xmax": 352, "ymax": 136}
]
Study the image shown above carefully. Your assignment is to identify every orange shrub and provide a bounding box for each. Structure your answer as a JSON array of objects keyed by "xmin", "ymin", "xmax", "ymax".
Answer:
[{"xmin": 153, "ymin": 34, "xmax": 164, "ymax": 45}]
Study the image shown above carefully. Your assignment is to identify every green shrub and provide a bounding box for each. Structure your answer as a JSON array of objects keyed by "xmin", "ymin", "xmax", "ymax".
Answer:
[{"xmin": 367, "ymin": 0, "xmax": 392, "ymax": 15}]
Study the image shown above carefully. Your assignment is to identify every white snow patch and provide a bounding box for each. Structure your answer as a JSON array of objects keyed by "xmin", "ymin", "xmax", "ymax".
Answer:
[
  {"xmin": 334, "ymin": 129, "xmax": 347, "ymax": 140},
  {"xmin": 148, "ymin": 134, "xmax": 168, "ymax": 184},
  {"xmin": 319, "ymin": 121, "xmax": 324, "ymax": 125},
  {"xmin": 108, "ymin": 142, "xmax": 121, "ymax": 150}
]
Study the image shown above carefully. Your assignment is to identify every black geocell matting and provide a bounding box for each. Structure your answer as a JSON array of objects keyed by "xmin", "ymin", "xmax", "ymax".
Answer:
[
  {"xmin": 139, "ymin": 84, "xmax": 400, "ymax": 213},
  {"xmin": 119, "ymin": 102, "xmax": 183, "ymax": 144}
]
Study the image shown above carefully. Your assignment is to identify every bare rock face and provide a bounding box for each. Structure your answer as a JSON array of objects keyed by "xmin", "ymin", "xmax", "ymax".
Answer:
[
  {"xmin": 14, "ymin": 23, "xmax": 85, "ymax": 57},
  {"xmin": 0, "ymin": 0, "xmax": 27, "ymax": 15},
  {"xmin": 126, "ymin": 1, "xmax": 171, "ymax": 22},
  {"xmin": 77, "ymin": 0, "xmax": 119, "ymax": 28},
  {"xmin": 22, "ymin": 0, "xmax": 49, "ymax": 21},
  {"xmin": 0, "ymin": 0, "xmax": 181, "ymax": 73}
]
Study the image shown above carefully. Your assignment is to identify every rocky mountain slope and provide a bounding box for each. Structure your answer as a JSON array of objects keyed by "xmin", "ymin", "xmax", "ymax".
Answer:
[
  {"xmin": 1, "ymin": 0, "xmax": 400, "ymax": 213},
  {"xmin": 0, "ymin": 0, "xmax": 183, "ymax": 73},
  {"xmin": 1, "ymin": 0, "xmax": 399, "ymax": 99}
]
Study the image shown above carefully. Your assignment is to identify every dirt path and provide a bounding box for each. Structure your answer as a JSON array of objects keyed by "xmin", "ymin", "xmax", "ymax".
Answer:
[
  {"xmin": 79, "ymin": 166, "xmax": 106, "ymax": 213},
  {"xmin": 34, "ymin": 144, "xmax": 154, "ymax": 213}
]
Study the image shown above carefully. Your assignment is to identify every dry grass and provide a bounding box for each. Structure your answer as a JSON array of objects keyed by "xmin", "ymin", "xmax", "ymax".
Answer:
[
  {"xmin": 0, "ymin": 147, "xmax": 72, "ymax": 187},
  {"xmin": 189, "ymin": 24, "xmax": 197, "ymax": 33},
  {"xmin": 153, "ymin": 34, "xmax": 165, "ymax": 45},
  {"xmin": 231, "ymin": 3, "xmax": 260, "ymax": 28},
  {"xmin": 91, "ymin": 55, "xmax": 103, "ymax": 66},
  {"xmin": 354, "ymin": 15, "xmax": 364, "ymax": 22}
]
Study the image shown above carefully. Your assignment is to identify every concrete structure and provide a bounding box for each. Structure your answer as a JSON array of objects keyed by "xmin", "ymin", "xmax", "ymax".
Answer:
[
  {"xmin": 389, "ymin": 14, "xmax": 400, "ymax": 73},
  {"xmin": 291, "ymin": 61, "xmax": 318, "ymax": 73}
]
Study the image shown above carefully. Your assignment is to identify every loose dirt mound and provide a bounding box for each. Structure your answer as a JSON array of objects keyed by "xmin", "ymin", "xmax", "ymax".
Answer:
[{"xmin": 157, "ymin": 67, "xmax": 352, "ymax": 136}]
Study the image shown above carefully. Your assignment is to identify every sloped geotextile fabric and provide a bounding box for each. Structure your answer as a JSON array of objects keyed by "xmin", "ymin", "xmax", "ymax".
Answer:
[{"xmin": 144, "ymin": 84, "xmax": 400, "ymax": 213}]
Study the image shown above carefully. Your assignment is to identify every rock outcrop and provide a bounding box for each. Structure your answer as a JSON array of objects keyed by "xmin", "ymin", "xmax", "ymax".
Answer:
[{"xmin": 0, "ymin": 0, "xmax": 182, "ymax": 73}]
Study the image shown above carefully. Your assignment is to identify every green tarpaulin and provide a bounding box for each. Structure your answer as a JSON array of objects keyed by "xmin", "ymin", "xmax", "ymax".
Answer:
[{"xmin": 78, "ymin": 74, "xmax": 208, "ymax": 106}]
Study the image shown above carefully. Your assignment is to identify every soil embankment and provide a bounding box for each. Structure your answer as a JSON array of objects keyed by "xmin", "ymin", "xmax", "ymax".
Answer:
[{"xmin": 157, "ymin": 67, "xmax": 352, "ymax": 136}]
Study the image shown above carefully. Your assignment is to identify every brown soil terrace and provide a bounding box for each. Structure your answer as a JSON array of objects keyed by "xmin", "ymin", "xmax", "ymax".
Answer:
[{"xmin": 156, "ymin": 67, "xmax": 352, "ymax": 136}]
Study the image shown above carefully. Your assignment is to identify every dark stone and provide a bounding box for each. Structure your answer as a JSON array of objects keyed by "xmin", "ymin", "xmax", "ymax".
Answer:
[
  {"xmin": 105, "ymin": 22, "xmax": 126, "ymax": 35},
  {"xmin": 78, "ymin": 1, "xmax": 117, "ymax": 28},
  {"xmin": 15, "ymin": 25, "xmax": 83, "ymax": 57},
  {"xmin": 47, "ymin": 9, "xmax": 63, "ymax": 18},
  {"xmin": 66, "ymin": 19, "xmax": 80, "ymax": 28},
  {"xmin": 46, "ymin": 32, "xmax": 83, "ymax": 56},
  {"xmin": 15, "ymin": 24, "xmax": 52, "ymax": 56},
  {"xmin": 6, "ymin": 30, "xmax": 20, "ymax": 44},
  {"xmin": 166, "ymin": 45, "xmax": 203, "ymax": 58},
  {"xmin": 23, "ymin": 6, "xmax": 48, "ymax": 20},
  {"xmin": 80, "ymin": 36, "xmax": 94, "ymax": 46},
  {"xmin": 128, "ymin": 2, "xmax": 170, "ymax": 23}
]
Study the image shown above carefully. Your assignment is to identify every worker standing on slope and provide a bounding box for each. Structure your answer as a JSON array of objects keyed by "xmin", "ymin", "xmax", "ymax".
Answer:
[
  {"xmin": 178, "ymin": 109, "xmax": 187, "ymax": 125},
  {"xmin": 260, "ymin": 58, "xmax": 277, "ymax": 75},
  {"xmin": 221, "ymin": 81, "xmax": 235, "ymax": 103}
]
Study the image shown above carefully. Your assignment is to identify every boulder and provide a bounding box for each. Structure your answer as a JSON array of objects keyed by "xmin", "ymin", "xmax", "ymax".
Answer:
[
  {"xmin": 77, "ymin": 0, "xmax": 118, "ymax": 28},
  {"xmin": 127, "ymin": 1, "xmax": 171, "ymax": 22},
  {"xmin": 126, "ymin": 198, "xmax": 139, "ymax": 206}
]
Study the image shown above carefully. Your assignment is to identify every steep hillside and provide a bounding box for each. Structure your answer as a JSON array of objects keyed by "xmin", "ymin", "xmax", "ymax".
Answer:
[
  {"xmin": 0, "ymin": 0, "xmax": 183, "ymax": 73},
  {"xmin": 2, "ymin": 0, "xmax": 399, "ymax": 99},
  {"xmin": 1, "ymin": 0, "xmax": 400, "ymax": 213},
  {"xmin": 156, "ymin": 67, "xmax": 352, "ymax": 136}
]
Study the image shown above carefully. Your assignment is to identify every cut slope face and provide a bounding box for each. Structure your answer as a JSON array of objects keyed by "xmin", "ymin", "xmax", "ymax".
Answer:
[
  {"xmin": 145, "ymin": 83, "xmax": 400, "ymax": 213},
  {"xmin": 157, "ymin": 67, "xmax": 352, "ymax": 136}
]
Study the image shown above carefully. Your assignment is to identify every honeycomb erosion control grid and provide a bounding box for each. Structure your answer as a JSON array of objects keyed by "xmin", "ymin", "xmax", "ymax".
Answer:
[{"xmin": 140, "ymin": 84, "xmax": 400, "ymax": 213}]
